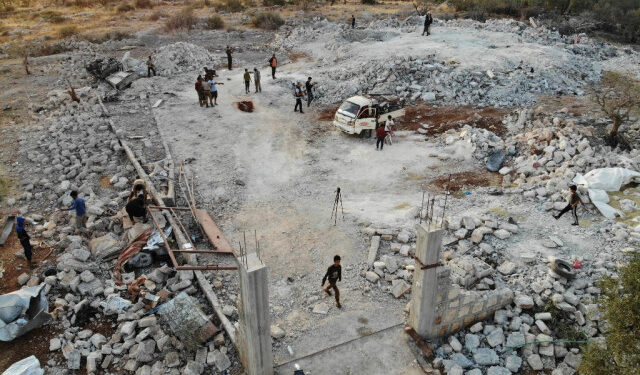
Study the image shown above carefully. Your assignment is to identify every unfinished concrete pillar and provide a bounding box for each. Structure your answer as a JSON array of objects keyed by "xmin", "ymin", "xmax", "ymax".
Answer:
[
  {"xmin": 409, "ymin": 223, "xmax": 444, "ymax": 339},
  {"xmin": 237, "ymin": 252, "xmax": 274, "ymax": 375}
]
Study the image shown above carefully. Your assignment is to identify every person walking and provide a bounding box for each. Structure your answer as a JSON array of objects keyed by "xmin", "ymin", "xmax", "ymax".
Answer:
[
  {"xmin": 226, "ymin": 45, "xmax": 233, "ymax": 70},
  {"xmin": 384, "ymin": 115, "xmax": 394, "ymax": 145},
  {"xmin": 321, "ymin": 255, "xmax": 342, "ymax": 308},
  {"xmin": 422, "ymin": 11, "xmax": 433, "ymax": 36},
  {"xmin": 65, "ymin": 191, "xmax": 87, "ymax": 230},
  {"xmin": 209, "ymin": 77, "xmax": 224, "ymax": 106},
  {"xmin": 554, "ymin": 185, "xmax": 582, "ymax": 225},
  {"xmin": 351, "ymin": 15, "xmax": 355, "ymax": 29},
  {"xmin": 268, "ymin": 54, "xmax": 277, "ymax": 79},
  {"xmin": 243, "ymin": 68, "xmax": 251, "ymax": 95},
  {"xmin": 202, "ymin": 79, "xmax": 212, "ymax": 107},
  {"xmin": 195, "ymin": 76, "xmax": 205, "ymax": 107},
  {"xmin": 294, "ymin": 82, "xmax": 305, "ymax": 113},
  {"xmin": 305, "ymin": 77, "xmax": 315, "ymax": 107},
  {"xmin": 376, "ymin": 123, "xmax": 386, "ymax": 150},
  {"xmin": 253, "ymin": 68, "xmax": 262, "ymax": 93},
  {"xmin": 16, "ymin": 215, "xmax": 33, "ymax": 267},
  {"xmin": 146, "ymin": 56, "xmax": 156, "ymax": 77}
]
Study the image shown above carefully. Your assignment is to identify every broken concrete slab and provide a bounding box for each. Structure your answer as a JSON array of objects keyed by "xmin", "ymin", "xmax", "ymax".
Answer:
[
  {"xmin": 367, "ymin": 236, "xmax": 381, "ymax": 266},
  {"xmin": 156, "ymin": 292, "xmax": 218, "ymax": 350}
]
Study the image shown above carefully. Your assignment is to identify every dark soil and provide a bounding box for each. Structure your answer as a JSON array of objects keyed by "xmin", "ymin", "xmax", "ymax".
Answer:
[{"xmin": 399, "ymin": 104, "xmax": 509, "ymax": 137}]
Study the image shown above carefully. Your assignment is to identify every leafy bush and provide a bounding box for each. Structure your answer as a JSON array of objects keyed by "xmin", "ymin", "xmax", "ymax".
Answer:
[
  {"xmin": 57, "ymin": 24, "xmax": 78, "ymax": 38},
  {"xmin": 117, "ymin": 3, "xmax": 135, "ymax": 12},
  {"xmin": 205, "ymin": 14, "xmax": 225, "ymax": 29},
  {"xmin": 164, "ymin": 7, "xmax": 198, "ymax": 31},
  {"xmin": 579, "ymin": 255, "xmax": 640, "ymax": 375},
  {"xmin": 252, "ymin": 11, "xmax": 284, "ymax": 30},
  {"xmin": 135, "ymin": 0, "xmax": 153, "ymax": 8},
  {"xmin": 361, "ymin": 0, "xmax": 376, "ymax": 4},
  {"xmin": 220, "ymin": 0, "xmax": 245, "ymax": 12}
]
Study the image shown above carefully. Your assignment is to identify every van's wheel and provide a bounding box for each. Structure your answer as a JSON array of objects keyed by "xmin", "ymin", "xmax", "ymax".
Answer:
[{"xmin": 549, "ymin": 258, "xmax": 576, "ymax": 279}]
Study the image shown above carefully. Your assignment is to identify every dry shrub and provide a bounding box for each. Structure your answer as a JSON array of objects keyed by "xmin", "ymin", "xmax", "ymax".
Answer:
[
  {"xmin": 57, "ymin": 24, "xmax": 78, "ymax": 38},
  {"xmin": 263, "ymin": 0, "xmax": 285, "ymax": 5},
  {"xmin": 82, "ymin": 30, "xmax": 132, "ymax": 43},
  {"xmin": 205, "ymin": 14, "xmax": 225, "ymax": 29},
  {"xmin": 148, "ymin": 10, "xmax": 165, "ymax": 20},
  {"xmin": 38, "ymin": 10, "xmax": 67, "ymax": 23},
  {"xmin": 164, "ymin": 7, "xmax": 198, "ymax": 31},
  {"xmin": 251, "ymin": 11, "xmax": 283, "ymax": 30},
  {"xmin": 134, "ymin": 0, "xmax": 153, "ymax": 8},
  {"xmin": 117, "ymin": 3, "xmax": 134, "ymax": 12},
  {"xmin": 220, "ymin": 0, "xmax": 244, "ymax": 12}
]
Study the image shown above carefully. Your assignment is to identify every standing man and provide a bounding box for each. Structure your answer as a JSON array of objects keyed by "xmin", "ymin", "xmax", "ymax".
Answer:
[
  {"xmin": 351, "ymin": 15, "xmax": 355, "ymax": 29},
  {"xmin": 384, "ymin": 114, "xmax": 394, "ymax": 145},
  {"xmin": 209, "ymin": 77, "xmax": 224, "ymax": 106},
  {"xmin": 195, "ymin": 75, "xmax": 205, "ymax": 107},
  {"xmin": 253, "ymin": 68, "xmax": 261, "ymax": 93},
  {"xmin": 146, "ymin": 56, "xmax": 156, "ymax": 77},
  {"xmin": 65, "ymin": 190, "xmax": 87, "ymax": 230},
  {"xmin": 226, "ymin": 45, "xmax": 233, "ymax": 70},
  {"xmin": 294, "ymin": 82, "xmax": 305, "ymax": 113},
  {"xmin": 305, "ymin": 77, "xmax": 315, "ymax": 107},
  {"xmin": 268, "ymin": 54, "xmax": 277, "ymax": 79},
  {"xmin": 16, "ymin": 215, "xmax": 33, "ymax": 268},
  {"xmin": 243, "ymin": 68, "xmax": 251, "ymax": 95},
  {"xmin": 202, "ymin": 79, "xmax": 212, "ymax": 107},
  {"xmin": 554, "ymin": 185, "xmax": 582, "ymax": 225},
  {"xmin": 422, "ymin": 11, "xmax": 433, "ymax": 36},
  {"xmin": 376, "ymin": 122, "xmax": 386, "ymax": 150},
  {"xmin": 321, "ymin": 255, "xmax": 342, "ymax": 309}
]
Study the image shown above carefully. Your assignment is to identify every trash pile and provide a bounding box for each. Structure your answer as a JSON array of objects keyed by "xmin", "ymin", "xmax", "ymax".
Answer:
[{"xmin": 153, "ymin": 42, "xmax": 217, "ymax": 76}]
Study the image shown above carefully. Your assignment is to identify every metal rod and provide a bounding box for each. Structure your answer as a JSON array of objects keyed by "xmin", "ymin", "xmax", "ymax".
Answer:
[
  {"xmin": 176, "ymin": 265, "xmax": 238, "ymax": 271},
  {"xmin": 148, "ymin": 206, "xmax": 192, "ymax": 211},
  {"xmin": 441, "ymin": 174, "xmax": 451, "ymax": 228},
  {"xmin": 172, "ymin": 250, "xmax": 224, "ymax": 254},
  {"xmin": 148, "ymin": 210, "xmax": 179, "ymax": 269},
  {"xmin": 420, "ymin": 191, "xmax": 425, "ymax": 224}
]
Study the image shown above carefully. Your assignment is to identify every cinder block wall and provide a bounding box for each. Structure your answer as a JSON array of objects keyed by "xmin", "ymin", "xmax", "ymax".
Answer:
[{"xmin": 431, "ymin": 268, "xmax": 514, "ymax": 337}]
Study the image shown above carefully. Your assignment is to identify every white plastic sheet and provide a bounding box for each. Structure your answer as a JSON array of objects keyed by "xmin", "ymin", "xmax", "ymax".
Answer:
[
  {"xmin": 1, "ymin": 356, "xmax": 43, "ymax": 375},
  {"xmin": 573, "ymin": 167, "xmax": 640, "ymax": 219}
]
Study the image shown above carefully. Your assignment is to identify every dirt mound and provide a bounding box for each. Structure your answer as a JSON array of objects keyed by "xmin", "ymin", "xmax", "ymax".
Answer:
[
  {"xmin": 431, "ymin": 170, "xmax": 503, "ymax": 192},
  {"xmin": 401, "ymin": 105, "xmax": 508, "ymax": 137}
]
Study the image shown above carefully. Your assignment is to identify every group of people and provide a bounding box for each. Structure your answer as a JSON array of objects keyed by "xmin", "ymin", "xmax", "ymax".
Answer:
[
  {"xmin": 376, "ymin": 115, "xmax": 395, "ymax": 150},
  {"xmin": 195, "ymin": 68, "xmax": 224, "ymax": 108},
  {"xmin": 193, "ymin": 51, "xmax": 279, "ymax": 106},
  {"xmin": 293, "ymin": 77, "xmax": 316, "ymax": 113}
]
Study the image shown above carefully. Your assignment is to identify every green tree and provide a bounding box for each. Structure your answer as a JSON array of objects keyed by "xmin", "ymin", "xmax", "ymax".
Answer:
[{"xmin": 579, "ymin": 254, "xmax": 640, "ymax": 375}]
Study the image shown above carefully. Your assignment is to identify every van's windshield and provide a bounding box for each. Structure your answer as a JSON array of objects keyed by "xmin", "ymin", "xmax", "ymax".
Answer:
[{"xmin": 337, "ymin": 101, "xmax": 360, "ymax": 118}]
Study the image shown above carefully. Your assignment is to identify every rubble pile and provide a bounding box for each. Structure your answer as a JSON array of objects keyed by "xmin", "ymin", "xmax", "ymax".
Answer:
[
  {"xmin": 153, "ymin": 42, "xmax": 216, "ymax": 76},
  {"xmin": 273, "ymin": 17, "xmax": 635, "ymax": 107}
]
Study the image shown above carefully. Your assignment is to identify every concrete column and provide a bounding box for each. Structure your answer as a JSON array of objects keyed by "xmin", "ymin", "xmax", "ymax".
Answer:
[
  {"xmin": 237, "ymin": 252, "xmax": 274, "ymax": 375},
  {"xmin": 409, "ymin": 223, "xmax": 444, "ymax": 339}
]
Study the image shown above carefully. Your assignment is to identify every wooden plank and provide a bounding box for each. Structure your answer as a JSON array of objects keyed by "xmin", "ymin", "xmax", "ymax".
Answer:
[
  {"xmin": 0, "ymin": 215, "xmax": 15, "ymax": 246},
  {"xmin": 195, "ymin": 209, "xmax": 236, "ymax": 256}
]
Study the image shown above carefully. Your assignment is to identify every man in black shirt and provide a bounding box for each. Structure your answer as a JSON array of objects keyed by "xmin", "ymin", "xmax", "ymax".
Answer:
[
  {"xmin": 422, "ymin": 12, "xmax": 433, "ymax": 36},
  {"xmin": 126, "ymin": 194, "xmax": 147, "ymax": 223},
  {"xmin": 351, "ymin": 15, "xmax": 355, "ymax": 29},
  {"xmin": 322, "ymin": 255, "xmax": 342, "ymax": 308},
  {"xmin": 554, "ymin": 185, "xmax": 582, "ymax": 225},
  {"xmin": 305, "ymin": 77, "xmax": 315, "ymax": 107}
]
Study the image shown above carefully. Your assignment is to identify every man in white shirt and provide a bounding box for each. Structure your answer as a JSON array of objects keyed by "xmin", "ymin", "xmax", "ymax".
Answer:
[
  {"xmin": 384, "ymin": 115, "xmax": 394, "ymax": 145},
  {"xmin": 209, "ymin": 79, "xmax": 224, "ymax": 106}
]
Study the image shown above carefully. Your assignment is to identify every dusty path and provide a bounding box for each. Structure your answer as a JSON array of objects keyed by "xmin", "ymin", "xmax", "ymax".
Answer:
[{"xmin": 151, "ymin": 65, "xmax": 466, "ymax": 371}]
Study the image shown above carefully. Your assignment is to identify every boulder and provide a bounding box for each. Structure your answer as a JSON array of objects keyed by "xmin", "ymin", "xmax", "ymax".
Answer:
[
  {"xmin": 487, "ymin": 151, "xmax": 506, "ymax": 172},
  {"xmin": 88, "ymin": 234, "xmax": 121, "ymax": 259}
]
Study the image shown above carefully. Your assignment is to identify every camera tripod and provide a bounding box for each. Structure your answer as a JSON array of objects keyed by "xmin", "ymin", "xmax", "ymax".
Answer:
[{"xmin": 330, "ymin": 187, "xmax": 344, "ymax": 225}]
